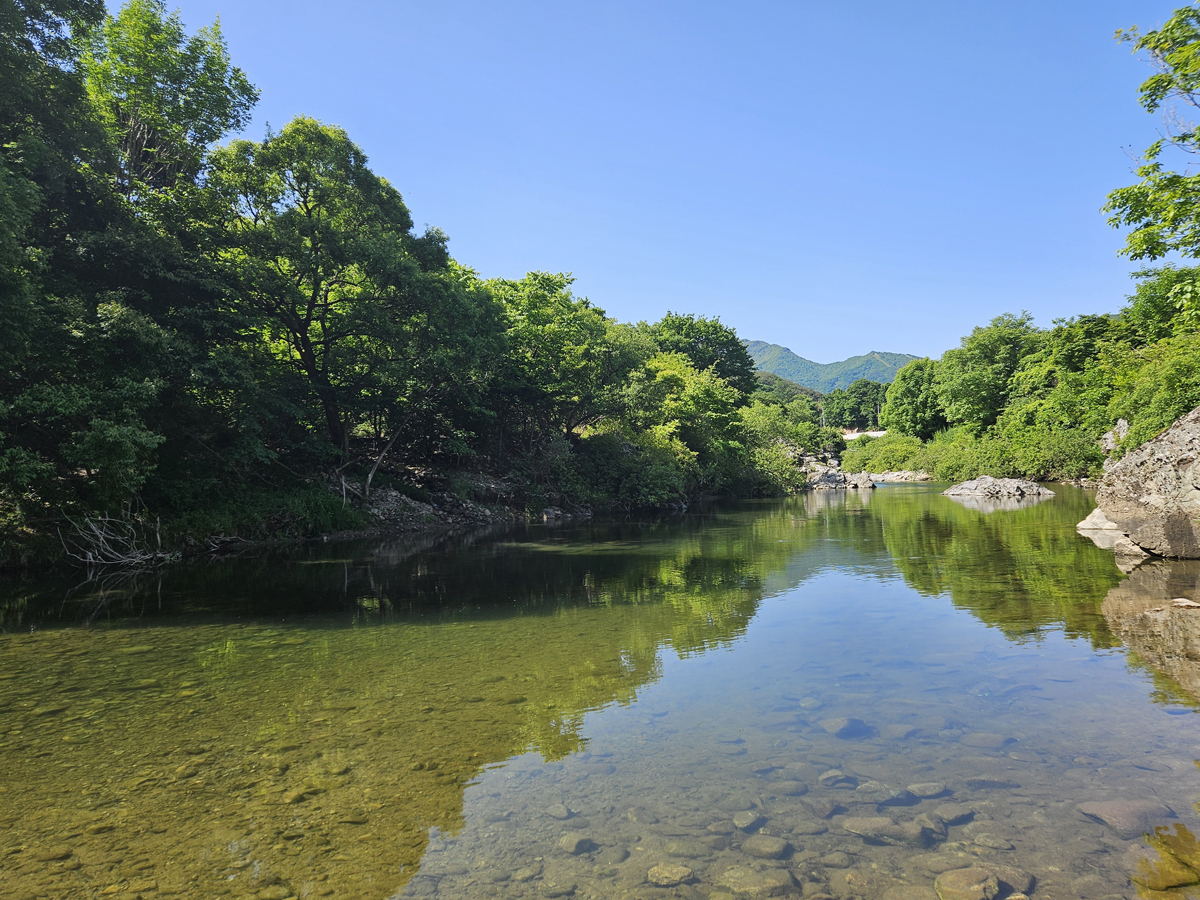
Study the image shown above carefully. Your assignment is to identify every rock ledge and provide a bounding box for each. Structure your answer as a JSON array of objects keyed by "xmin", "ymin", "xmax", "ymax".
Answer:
[
  {"xmin": 1085, "ymin": 406, "xmax": 1200, "ymax": 559},
  {"xmin": 943, "ymin": 476, "xmax": 1054, "ymax": 499}
]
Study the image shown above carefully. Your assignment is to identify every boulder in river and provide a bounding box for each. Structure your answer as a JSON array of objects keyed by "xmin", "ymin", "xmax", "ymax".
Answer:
[
  {"xmin": 845, "ymin": 472, "xmax": 876, "ymax": 490},
  {"xmin": 933, "ymin": 866, "xmax": 1000, "ymax": 900},
  {"xmin": 1084, "ymin": 406, "xmax": 1200, "ymax": 559},
  {"xmin": 1077, "ymin": 799, "xmax": 1176, "ymax": 839},
  {"xmin": 807, "ymin": 470, "xmax": 847, "ymax": 490},
  {"xmin": 943, "ymin": 476, "xmax": 1054, "ymax": 512}
]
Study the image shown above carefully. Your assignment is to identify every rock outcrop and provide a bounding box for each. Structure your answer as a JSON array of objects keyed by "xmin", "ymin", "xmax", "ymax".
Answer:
[
  {"xmin": 942, "ymin": 476, "xmax": 1053, "ymax": 512},
  {"xmin": 1085, "ymin": 407, "xmax": 1200, "ymax": 559},
  {"xmin": 943, "ymin": 476, "xmax": 1054, "ymax": 499},
  {"xmin": 803, "ymin": 465, "xmax": 875, "ymax": 490},
  {"xmin": 867, "ymin": 470, "xmax": 933, "ymax": 483}
]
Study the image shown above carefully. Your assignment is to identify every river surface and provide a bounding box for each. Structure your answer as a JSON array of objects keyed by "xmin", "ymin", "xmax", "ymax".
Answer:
[{"xmin": 3, "ymin": 485, "xmax": 1200, "ymax": 900}]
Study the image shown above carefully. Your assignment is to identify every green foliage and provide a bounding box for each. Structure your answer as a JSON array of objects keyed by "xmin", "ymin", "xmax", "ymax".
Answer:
[
  {"xmin": 1105, "ymin": 7, "xmax": 1200, "ymax": 260},
  {"xmin": 907, "ymin": 429, "xmax": 1014, "ymax": 482},
  {"xmin": 881, "ymin": 358, "xmax": 946, "ymax": 440},
  {"xmin": 840, "ymin": 433, "xmax": 924, "ymax": 474},
  {"xmin": 649, "ymin": 312, "xmax": 758, "ymax": 397},
  {"xmin": 83, "ymin": 0, "xmax": 257, "ymax": 192},
  {"xmin": 935, "ymin": 313, "xmax": 1043, "ymax": 429},
  {"xmin": 1107, "ymin": 331, "xmax": 1200, "ymax": 449},
  {"xmin": 821, "ymin": 379, "xmax": 888, "ymax": 430},
  {"xmin": 753, "ymin": 371, "xmax": 821, "ymax": 407}
]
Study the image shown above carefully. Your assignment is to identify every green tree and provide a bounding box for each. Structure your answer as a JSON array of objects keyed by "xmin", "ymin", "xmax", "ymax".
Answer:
[
  {"xmin": 935, "ymin": 312, "xmax": 1042, "ymax": 429},
  {"xmin": 82, "ymin": 0, "xmax": 257, "ymax": 193},
  {"xmin": 208, "ymin": 116, "xmax": 473, "ymax": 455},
  {"xmin": 881, "ymin": 358, "xmax": 946, "ymax": 440},
  {"xmin": 648, "ymin": 312, "xmax": 758, "ymax": 397},
  {"xmin": 1121, "ymin": 265, "xmax": 1200, "ymax": 342},
  {"xmin": 624, "ymin": 352, "xmax": 746, "ymax": 493},
  {"xmin": 487, "ymin": 272, "xmax": 651, "ymax": 454},
  {"xmin": 1104, "ymin": 6, "xmax": 1200, "ymax": 262}
]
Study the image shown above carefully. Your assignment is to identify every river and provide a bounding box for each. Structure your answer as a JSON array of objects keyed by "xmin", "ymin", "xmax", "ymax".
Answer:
[{"xmin": 2, "ymin": 484, "xmax": 1199, "ymax": 900}]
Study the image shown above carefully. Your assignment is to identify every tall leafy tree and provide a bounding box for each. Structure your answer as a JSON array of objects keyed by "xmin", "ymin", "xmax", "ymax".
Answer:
[
  {"xmin": 881, "ymin": 358, "xmax": 946, "ymax": 440},
  {"xmin": 488, "ymin": 272, "xmax": 651, "ymax": 450},
  {"xmin": 209, "ymin": 116, "xmax": 483, "ymax": 456},
  {"xmin": 935, "ymin": 313, "xmax": 1042, "ymax": 429},
  {"xmin": 82, "ymin": 0, "xmax": 257, "ymax": 193},
  {"xmin": 649, "ymin": 312, "xmax": 758, "ymax": 397}
]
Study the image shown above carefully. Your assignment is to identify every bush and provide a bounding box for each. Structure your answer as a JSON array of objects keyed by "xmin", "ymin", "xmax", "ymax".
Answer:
[
  {"xmin": 907, "ymin": 429, "xmax": 1014, "ymax": 482},
  {"xmin": 841, "ymin": 433, "xmax": 924, "ymax": 473}
]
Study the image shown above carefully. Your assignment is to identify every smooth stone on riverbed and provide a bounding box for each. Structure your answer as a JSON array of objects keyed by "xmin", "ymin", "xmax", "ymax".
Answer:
[
  {"xmin": 972, "ymin": 833, "xmax": 1013, "ymax": 850},
  {"xmin": 1077, "ymin": 799, "xmax": 1176, "ymax": 839},
  {"xmin": 732, "ymin": 810, "xmax": 764, "ymax": 831},
  {"xmin": 960, "ymin": 733, "xmax": 1011, "ymax": 749},
  {"xmin": 665, "ymin": 839, "xmax": 707, "ymax": 858},
  {"xmin": 558, "ymin": 834, "xmax": 594, "ymax": 855},
  {"xmin": 843, "ymin": 816, "xmax": 939, "ymax": 848},
  {"xmin": 716, "ymin": 865, "xmax": 796, "ymax": 897},
  {"xmin": 597, "ymin": 847, "xmax": 629, "ymax": 865},
  {"xmin": 818, "ymin": 717, "xmax": 870, "ymax": 738},
  {"xmin": 933, "ymin": 867, "xmax": 1000, "ymax": 900},
  {"xmin": 741, "ymin": 834, "xmax": 792, "ymax": 859},
  {"xmin": 647, "ymin": 863, "xmax": 694, "ymax": 887},
  {"xmin": 985, "ymin": 865, "xmax": 1034, "ymax": 894},
  {"xmin": 767, "ymin": 779, "xmax": 808, "ymax": 796},
  {"xmin": 546, "ymin": 803, "xmax": 573, "ymax": 820},
  {"xmin": 33, "ymin": 846, "xmax": 73, "ymax": 861},
  {"xmin": 907, "ymin": 782, "xmax": 947, "ymax": 799},
  {"xmin": 819, "ymin": 851, "xmax": 853, "ymax": 868}
]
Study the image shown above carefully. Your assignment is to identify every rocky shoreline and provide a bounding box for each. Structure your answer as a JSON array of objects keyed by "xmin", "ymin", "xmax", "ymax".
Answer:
[{"xmin": 1078, "ymin": 406, "xmax": 1200, "ymax": 564}]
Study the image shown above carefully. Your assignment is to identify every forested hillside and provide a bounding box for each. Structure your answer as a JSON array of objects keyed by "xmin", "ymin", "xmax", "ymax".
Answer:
[
  {"xmin": 0, "ymin": 0, "xmax": 852, "ymax": 566},
  {"xmin": 744, "ymin": 343, "xmax": 917, "ymax": 392}
]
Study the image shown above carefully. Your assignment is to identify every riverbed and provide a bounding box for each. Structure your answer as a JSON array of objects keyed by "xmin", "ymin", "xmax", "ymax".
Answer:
[{"xmin": 2, "ymin": 485, "xmax": 1198, "ymax": 900}]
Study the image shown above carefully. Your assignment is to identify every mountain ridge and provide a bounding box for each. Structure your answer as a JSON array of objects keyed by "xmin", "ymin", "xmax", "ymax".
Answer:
[{"xmin": 744, "ymin": 341, "xmax": 919, "ymax": 393}]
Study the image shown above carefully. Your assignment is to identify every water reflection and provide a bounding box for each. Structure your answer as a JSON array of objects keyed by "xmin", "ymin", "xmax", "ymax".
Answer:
[{"xmin": 0, "ymin": 486, "xmax": 1185, "ymax": 900}]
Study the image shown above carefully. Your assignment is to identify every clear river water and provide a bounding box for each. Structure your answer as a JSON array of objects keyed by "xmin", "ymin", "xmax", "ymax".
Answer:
[{"xmin": 3, "ymin": 485, "xmax": 1200, "ymax": 900}]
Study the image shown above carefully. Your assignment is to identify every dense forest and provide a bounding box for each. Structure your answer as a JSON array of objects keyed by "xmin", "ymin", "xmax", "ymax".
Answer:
[{"xmin": 1, "ymin": 0, "xmax": 860, "ymax": 566}]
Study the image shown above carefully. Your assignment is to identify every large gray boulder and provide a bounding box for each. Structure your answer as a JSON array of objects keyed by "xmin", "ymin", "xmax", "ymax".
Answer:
[
  {"xmin": 943, "ymin": 476, "xmax": 1054, "ymax": 511},
  {"xmin": 1089, "ymin": 407, "xmax": 1200, "ymax": 559},
  {"xmin": 943, "ymin": 476, "xmax": 1054, "ymax": 499}
]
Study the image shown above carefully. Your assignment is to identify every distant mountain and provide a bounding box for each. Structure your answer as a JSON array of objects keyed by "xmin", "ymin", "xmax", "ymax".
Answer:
[{"xmin": 744, "ymin": 342, "xmax": 919, "ymax": 393}]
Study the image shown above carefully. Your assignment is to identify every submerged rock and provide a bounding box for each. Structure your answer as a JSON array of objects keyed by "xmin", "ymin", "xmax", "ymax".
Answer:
[
  {"xmin": 933, "ymin": 866, "xmax": 999, "ymax": 900},
  {"xmin": 1077, "ymin": 799, "xmax": 1176, "ymax": 839},
  {"xmin": 818, "ymin": 717, "xmax": 871, "ymax": 739},
  {"xmin": 558, "ymin": 834, "xmax": 594, "ymax": 855},
  {"xmin": 1126, "ymin": 843, "xmax": 1200, "ymax": 892},
  {"xmin": 647, "ymin": 863, "xmax": 694, "ymax": 887},
  {"xmin": 843, "ymin": 814, "xmax": 942, "ymax": 848},
  {"xmin": 716, "ymin": 865, "xmax": 796, "ymax": 897},
  {"xmin": 741, "ymin": 834, "xmax": 791, "ymax": 859},
  {"xmin": 1087, "ymin": 406, "xmax": 1200, "ymax": 558}
]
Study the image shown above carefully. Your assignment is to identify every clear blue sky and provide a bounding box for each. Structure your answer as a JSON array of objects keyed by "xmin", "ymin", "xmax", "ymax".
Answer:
[{"xmin": 174, "ymin": 0, "xmax": 1182, "ymax": 361}]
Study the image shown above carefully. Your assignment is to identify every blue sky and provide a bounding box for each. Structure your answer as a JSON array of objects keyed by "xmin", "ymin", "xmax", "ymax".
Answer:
[{"xmin": 176, "ymin": 0, "xmax": 1184, "ymax": 361}]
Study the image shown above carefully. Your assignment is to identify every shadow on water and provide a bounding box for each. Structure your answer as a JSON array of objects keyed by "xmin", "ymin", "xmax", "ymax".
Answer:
[{"xmin": 0, "ymin": 485, "xmax": 1149, "ymax": 899}]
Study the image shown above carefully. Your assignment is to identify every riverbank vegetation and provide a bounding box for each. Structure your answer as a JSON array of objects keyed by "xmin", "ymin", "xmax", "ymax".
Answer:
[
  {"xmin": 1, "ymin": 0, "xmax": 854, "ymax": 566},
  {"xmin": 845, "ymin": 6, "xmax": 1200, "ymax": 482}
]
